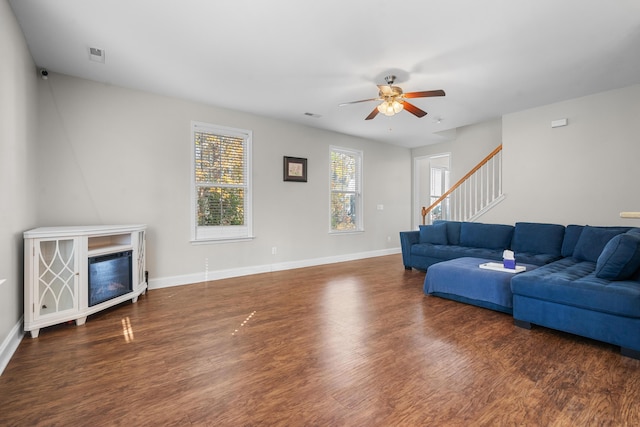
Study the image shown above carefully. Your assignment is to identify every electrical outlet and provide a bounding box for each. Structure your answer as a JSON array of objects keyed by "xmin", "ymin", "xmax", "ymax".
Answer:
[{"xmin": 271, "ymin": 247, "xmax": 277, "ymax": 255}]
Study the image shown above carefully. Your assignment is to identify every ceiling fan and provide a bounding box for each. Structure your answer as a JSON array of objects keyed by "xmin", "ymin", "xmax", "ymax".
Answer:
[{"xmin": 339, "ymin": 75, "xmax": 445, "ymax": 120}]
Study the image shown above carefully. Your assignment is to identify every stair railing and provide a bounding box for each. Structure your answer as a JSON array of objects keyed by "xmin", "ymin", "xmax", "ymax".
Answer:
[{"xmin": 422, "ymin": 144, "xmax": 503, "ymax": 225}]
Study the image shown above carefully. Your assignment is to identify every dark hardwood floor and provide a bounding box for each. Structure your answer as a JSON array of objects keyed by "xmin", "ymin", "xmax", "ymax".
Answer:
[{"xmin": 1, "ymin": 254, "xmax": 639, "ymax": 426}]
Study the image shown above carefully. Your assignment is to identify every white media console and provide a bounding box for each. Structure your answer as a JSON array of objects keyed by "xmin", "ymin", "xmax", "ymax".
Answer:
[{"xmin": 24, "ymin": 224, "xmax": 147, "ymax": 338}]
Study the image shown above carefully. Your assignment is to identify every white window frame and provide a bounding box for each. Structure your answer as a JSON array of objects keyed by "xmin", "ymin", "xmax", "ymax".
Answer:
[
  {"xmin": 190, "ymin": 121, "xmax": 253, "ymax": 243},
  {"xmin": 329, "ymin": 146, "xmax": 363, "ymax": 233}
]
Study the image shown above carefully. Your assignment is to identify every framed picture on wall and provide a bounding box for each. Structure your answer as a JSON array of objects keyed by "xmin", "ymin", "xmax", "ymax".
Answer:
[{"xmin": 283, "ymin": 156, "xmax": 307, "ymax": 182}]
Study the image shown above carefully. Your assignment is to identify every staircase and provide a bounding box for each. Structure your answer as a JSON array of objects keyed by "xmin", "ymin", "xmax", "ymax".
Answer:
[{"xmin": 422, "ymin": 144, "xmax": 504, "ymax": 225}]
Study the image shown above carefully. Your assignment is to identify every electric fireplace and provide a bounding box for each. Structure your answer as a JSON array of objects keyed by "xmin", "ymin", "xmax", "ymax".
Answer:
[{"xmin": 88, "ymin": 250, "xmax": 133, "ymax": 307}]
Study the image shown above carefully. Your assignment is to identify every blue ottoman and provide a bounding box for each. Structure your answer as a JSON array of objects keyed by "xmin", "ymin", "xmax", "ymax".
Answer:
[{"xmin": 424, "ymin": 257, "xmax": 539, "ymax": 314}]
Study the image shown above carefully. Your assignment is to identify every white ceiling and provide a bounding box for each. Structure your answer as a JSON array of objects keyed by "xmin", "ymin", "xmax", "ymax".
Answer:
[{"xmin": 9, "ymin": 0, "xmax": 640, "ymax": 148}]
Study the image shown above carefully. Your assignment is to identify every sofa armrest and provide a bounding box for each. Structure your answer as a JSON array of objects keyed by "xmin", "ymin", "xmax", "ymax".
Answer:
[{"xmin": 399, "ymin": 231, "xmax": 420, "ymax": 269}]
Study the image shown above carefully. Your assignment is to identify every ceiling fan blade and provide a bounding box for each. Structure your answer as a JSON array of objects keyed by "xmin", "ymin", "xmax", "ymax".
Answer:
[
  {"xmin": 400, "ymin": 101, "xmax": 428, "ymax": 118},
  {"xmin": 339, "ymin": 98, "xmax": 379, "ymax": 106},
  {"xmin": 403, "ymin": 90, "xmax": 446, "ymax": 99},
  {"xmin": 365, "ymin": 107, "xmax": 379, "ymax": 120}
]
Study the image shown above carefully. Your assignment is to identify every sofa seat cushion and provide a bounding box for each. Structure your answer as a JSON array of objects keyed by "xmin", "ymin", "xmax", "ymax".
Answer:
[
  {"xmin": 411, "ymin": 244, "xmax": 503, "ymax": 262},
  {"xmin": 511, "ymin": 257, "xmax": 640, "ymax": 318}
]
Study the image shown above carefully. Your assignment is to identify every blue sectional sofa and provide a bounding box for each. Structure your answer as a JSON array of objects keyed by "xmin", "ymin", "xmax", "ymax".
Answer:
[
  {"xmin": 400, "ymin": 221, "xmax": 640, "ymax": 358},
  {"xmin": 400, "ymin": 220, "xmax": 566, "ymax": 271},
  {"xmin": 511, "ymin": 225, "xmax": 640, "ymax": 358}
]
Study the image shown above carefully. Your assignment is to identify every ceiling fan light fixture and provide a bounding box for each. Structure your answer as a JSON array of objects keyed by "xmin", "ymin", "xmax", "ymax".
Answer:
[{"xmin": 377, "ymin": 100, "xmax": 403, "ymax": 116}]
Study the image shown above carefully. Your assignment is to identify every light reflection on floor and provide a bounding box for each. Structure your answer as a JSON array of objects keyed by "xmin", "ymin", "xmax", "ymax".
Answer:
[
  {"xmin": 319, "ymin": 278, "xmax": 370, "ymax": 388},
  {"xmin": 232, "ymin": 311, "xmax": 257, "ymax": 336},
  {"xmin": 121, "ymin": 316, "xmax": 134, "ymax": 342}
]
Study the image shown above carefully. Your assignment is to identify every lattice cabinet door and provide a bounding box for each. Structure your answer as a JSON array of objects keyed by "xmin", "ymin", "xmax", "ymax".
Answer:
[
  {"xmin": 32, "ymin": 238, "xmax": 80, "ymax": 321},
  {"xmin": 136, "ymin": 230, "xmax": 146, "ymax": 288}
]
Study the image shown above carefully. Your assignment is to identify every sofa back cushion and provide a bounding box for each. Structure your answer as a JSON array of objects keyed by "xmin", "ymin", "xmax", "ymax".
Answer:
[
  {"xmin": 434, "ymin": 220, "xmax": 462, "ymax": 245},
  {"xmin": 561, "ymin": 225, "xmax": 584, "ymax": 257},
  {"xmin": 595, "ymin": 232, "xmax": 640, "ymax": 280},
  {"xmin": 419, "ymin": 223, "xmax": 448, "ymax": 245},
  {"xmin": 459, "ymin": 222, "xmax": 514, "ymax": 250},
  {"xmin": 511, "ymin": 222, "xmax": 565, "ymax": 256},
  {"xmin": 573, "ymin": 226, "xmax": 630, "ymax": 262}
]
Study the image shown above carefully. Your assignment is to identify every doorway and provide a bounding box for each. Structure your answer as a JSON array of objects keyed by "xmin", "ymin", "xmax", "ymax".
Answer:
[{"xmin": 414, "ymin": 153, "xmax": 450, "ymax": 228}]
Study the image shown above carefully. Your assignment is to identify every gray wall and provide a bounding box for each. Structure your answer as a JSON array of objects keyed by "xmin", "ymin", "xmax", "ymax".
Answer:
[
  {"xmin": 482, "ymin": 84, "xmax": 640, "ymax": 226},
  {"xmin": 411, "ymin": 85, "xmax": 640, "ymax": 228},
  {"xmin": 0, "ymin": 0, "xmax": 38, "ymax": 362},
  {"xmin": 35, "ymin": 73, "xmax": 412, "ymax": 287}
]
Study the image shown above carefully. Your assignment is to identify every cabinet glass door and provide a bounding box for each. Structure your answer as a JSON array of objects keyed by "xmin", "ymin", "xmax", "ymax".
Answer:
[{"xmin": 38, "ymin": 239, "xmax": 77, "ymax": 317}]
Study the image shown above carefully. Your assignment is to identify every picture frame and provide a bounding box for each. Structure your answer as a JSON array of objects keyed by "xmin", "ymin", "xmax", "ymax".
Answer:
[{"xmin": 283, "ymin": 156, "xmax": 307, "ymax": 182}]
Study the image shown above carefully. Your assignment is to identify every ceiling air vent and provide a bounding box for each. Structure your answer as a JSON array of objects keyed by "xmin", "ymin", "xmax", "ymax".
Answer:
[{"xmin": 89, "ymin": 47, "xmax": 105, "ymax": 63}]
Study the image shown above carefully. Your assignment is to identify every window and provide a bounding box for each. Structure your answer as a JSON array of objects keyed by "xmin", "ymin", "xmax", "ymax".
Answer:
[
  {"xmin": 330, "ymin": 146, "xmax": 363, "ymax": 232},
  {"xmin": 191, "ymin": 121, "xmax": 252, "ymax": 242}
]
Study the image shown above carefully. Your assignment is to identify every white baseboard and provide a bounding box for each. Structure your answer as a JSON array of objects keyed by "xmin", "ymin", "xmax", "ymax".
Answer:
[
  {"xmin": 149, "ymin": 247, "xmax": 401, "ymax": 290},
  {"xmin": 0, "ymin": 317, "xmax": 24, "ymax": 376}
]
